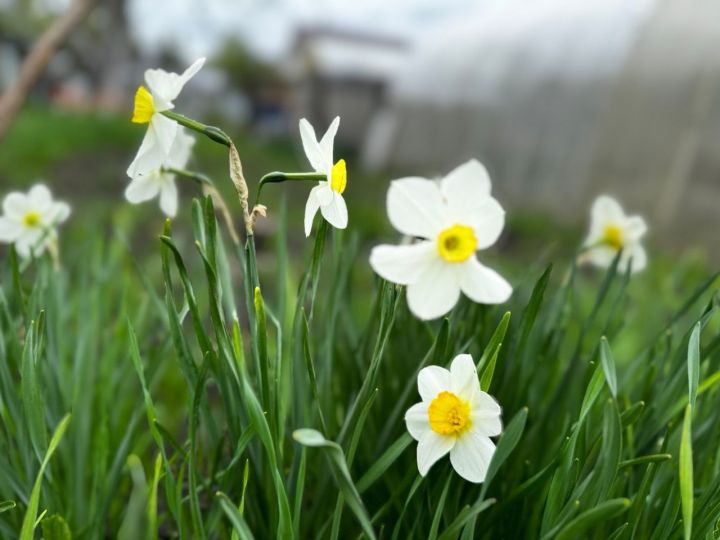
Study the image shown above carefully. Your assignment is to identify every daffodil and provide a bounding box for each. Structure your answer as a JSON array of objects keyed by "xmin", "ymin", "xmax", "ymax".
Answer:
[
  {"xmin": 582, "ymin": 195, "xmax": 647, "ymax": 273},
  {"xmin": 299, "ymin": 117, "xmax": 348, "ymax": 236},
  {"xmin": 0, "ymin": 184, "xmax": 70, "ymax": 258},
  {"xmin": 127, "ymin": 57, "xmax": 205, "ymax": 178},
  {"xmin": 125, "ymin": 129, "xmax": 195, "ymax": 217},
  {"xmin": 405, "ymin": 353, "xmax": 502, "ymax": 483},
  {"xmin": 369, "ymin": 159, "xmax": 512, "ymax": 320}
]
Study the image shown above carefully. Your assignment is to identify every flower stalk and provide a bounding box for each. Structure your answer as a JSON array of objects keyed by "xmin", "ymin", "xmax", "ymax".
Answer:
[{"xmin": 161, "ymin": 110, "xmax": 232, "ymax": 147}]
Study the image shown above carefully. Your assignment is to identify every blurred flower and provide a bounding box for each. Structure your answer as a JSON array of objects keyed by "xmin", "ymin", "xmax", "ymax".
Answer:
[
  {"xmin": 125, "ymin": 129, "xmax": 195, "ymax": 217},
  {"xmin": 300, "ymin": 117, "xmax": 348, "ymax": 236},
  {"xmin": 369, "ymin": 160, "xmax": 512, "ymax": 320},
  {"xmin": 405, "ymin": 353, "xmax": 502, "ymax": 483},
  {"xmin": 127, "ymin": 58, "xmax": 205, "ymax": 178},
  {"xmin": 0, "ymin": 184, "xmax": 70, "ymax": 258},
  {"xmin": 582, "ymin": 195, "xmax": 647, "ymax": 273}
]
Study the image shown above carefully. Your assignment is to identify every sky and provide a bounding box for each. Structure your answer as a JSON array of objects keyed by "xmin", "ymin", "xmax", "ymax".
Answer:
[{"xmin": 125, "ymin": 0, "xmax": 486, "ymax": 60}]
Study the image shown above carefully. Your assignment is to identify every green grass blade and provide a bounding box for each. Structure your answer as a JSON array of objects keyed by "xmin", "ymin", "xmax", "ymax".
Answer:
[
  {"xmin": 293, "ymin": 429, "xmax": 376, "ymax": 540},
  {"xmin": 20, "ymin": 414, "xmax": 71, "ymax": 540},
  {"xmin": 680, "ymin": 404, "xmax": 694, "ymax": 540},
  {"xmin": 553, "ymin": 498, "xmax": 630, "ymax": 540},
  {"xmin": 688, "ymin": 322, "xmax": 701, "ymax": 408},
  {"xmin": 217, "ymin": 492, "xmax": 255, "ymax": 540},
  {"xmin": 599, "ymin": 337, "xmax": 618, "ymax": 398}
]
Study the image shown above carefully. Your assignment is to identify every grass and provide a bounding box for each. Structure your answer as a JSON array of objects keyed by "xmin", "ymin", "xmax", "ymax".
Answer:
[{"xmin": 0, "ymin": 106, "xmax": 719, "ymax": 538}]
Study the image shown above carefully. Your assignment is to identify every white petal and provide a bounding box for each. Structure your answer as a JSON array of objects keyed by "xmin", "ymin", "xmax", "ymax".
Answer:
[
  {"xmin": 407, "ymin": 259, "xmax": 462, "ymax": 320},
  {"xmin": 591, "ymin": 195, "xmax": 625, "ymax": 226},
  {"xmin": 145, "ymin": 57, "xmax": 205, "ymax": 109},
  {"xmin": 417, "ymin": 365, "xmax": 451, "ymax": 402},
  {"xmin": 450, "ymin": 354, "xmax": 480, "ymax": 402},
  {"xmin": 2, "ymin": 192, "xmax": 30, "ymax": 220},
  {"xmin": 471, "ymin": 393, "xmax": 503, "ymax": 437},
  {"xmin": 16, "ymin": 228, "xmax": 46, "ymax": 257},
  {"xmin": 304, "ymin": 187, "xmax": 322, "ymax": 237},
  {"xmin": 125, "ymin": 175, "xmax": 161, "ymax": 204},
  {"xmin": 440, "ymin": 159, "xmax": 492, "ymax": 210},
  {"xmin": 466, "ymin": 197, "xmax": 506, "ymax": 250},
  {"xmin": 127, "ymin": 128, "xmax": 165, "ymax": 178},
  {"xmin": 319, "ymin": 192, "xmax": 348, "ymax": 230},
  {"xmin": 473, "ymin": 415, "xmax": 503, "ymax": 439},
  {"xmin": 14, "ymin": 238, "xmax": 32, "ymax": 258},
  {"xmin": 582, "ymin": 245, "xmax": 617, "ymax": 268},
  {"xmin": 368, "ymin": 241, "xmax": 435, "ymax": 285},
  {"xmin": 48, "ymin": 202, "xmax": 71, "ymax": 225},
  {"xmin": 449, "ymin": 430, "xmax": 496, "ymax": 483},
  {"xmin": 159, "ymin": 180, "xmax": 178, "ymax": 217},
  {"xmin": 405, "ymin": 402, "xmax": 430, "ymax": 441},
  {"xmin": 417, "ymin": 431, "xmax": 455, "ymax": 476},
  {"xmin": 0, "ymin": 217, "xmax": 22, "ymax": 242},
  {"xmin": 151, "ymin": 113, "xmax": 178, "ymax": 156},
  {"xmin": 318, "ymin": 116, "xmax": 340, "ymax": 165},
  {"xmin": 623, "ymin": 216, "xmax": 647, "ymax": 241},
  {"xmin": 621, "ymin": 244, "xmax": 647, "ymax": 274},
  {"xmin": 167, "ymin": 129, "xmax": 195, "ymax": 169},
  {"xmin": 299, "ymin": 118, "xmax": 328, "ymax": 172},
  {"xmin": 28, "ymin": 184, "xmax": 52, "ymax": 211},
  {"xmin": 460, "ymin": 258, "xmax": 512, "ymax": 305},
  {"xmin": 387, "ymin": 178, "xmax": 446, "ymax": 239}
]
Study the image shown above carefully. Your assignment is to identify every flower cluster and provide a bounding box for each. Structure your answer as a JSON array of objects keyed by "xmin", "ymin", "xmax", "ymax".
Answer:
[
  {"xmin": 126, "ymin": 58, "xmax": 204, "ymax": 216},
  {"xmin": 0, "ymin": 57, "xmax": 652, "ymax": 487}
]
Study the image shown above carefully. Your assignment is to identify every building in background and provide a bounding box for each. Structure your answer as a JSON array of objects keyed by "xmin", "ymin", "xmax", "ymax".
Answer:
[
  {"xmin": 364, "ymin": 0, "xmax": 720, "ymax": 250},
  {"xmin": 286, "ymin": 27, "xmax": 408, "ymax": 149}
]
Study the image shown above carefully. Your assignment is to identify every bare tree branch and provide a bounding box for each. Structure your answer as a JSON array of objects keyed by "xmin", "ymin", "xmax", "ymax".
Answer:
[{"xmin": 0, "ymin": 0, "xmax": 97, "ymax": 141}]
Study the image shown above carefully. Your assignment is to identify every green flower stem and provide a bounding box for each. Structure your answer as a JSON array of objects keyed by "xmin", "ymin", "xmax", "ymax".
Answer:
[
  {"xmin": 161, "ymin": 110, "xmax": 232, "ymax": 147},
  {"xmin": 254, "ymin": 171, "xmax": 327, "ymax": 208},
  {"xmin": 164, "ymin": 167, "xmax": 213, "ymax": 186}
]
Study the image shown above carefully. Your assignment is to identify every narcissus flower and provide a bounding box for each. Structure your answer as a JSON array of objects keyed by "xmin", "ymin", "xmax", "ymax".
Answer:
[
  {"xmin": 125, "ymin": 129, "xmax": 195, "ymax": 217},
  {"xmin": 405, "ymin": 354, "xmax": 502, "ymax": 483},
  {"xmin": 127, "ymin": 57, "xmax": 205, "ymax": 178},
  {"xmin": 300, "ymin": 116, "xmax": 348, "ymax": 236},
  {"xmin": 369, "ymin": 160, "xmax": 512, "ymax": 320},
  {"xmin": 581, "ymin": 195, "xmax": 647, "ymax": 273},
  {"xmin": 0, "ymin": 184, "xmax": 70, "ymax": 258}
]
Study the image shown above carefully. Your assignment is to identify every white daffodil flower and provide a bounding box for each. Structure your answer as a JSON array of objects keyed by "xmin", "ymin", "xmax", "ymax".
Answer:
[
  {"xmin": 369, "ymin": 159, "xmax": 512, "ymax": 320},
  {"xmin": 299, "ymin": 116, "xmax": 348, "ymax": 236},
  {"xmin": 0, "ymin": 184, "xmax": 70, "ymax": 258},
  {"xmin": 581, "ymin": 195, "xmax": 648, "ymax": 273},
  {"xmin": 405, "ymin": 353, "xmax": 502, "ymax": 483},
  {"xmin": 125, "ymin": 129, "xmax": 195, "ymax": 217},
  {"xmin": 127, "ymin": 57, "xmax": 205, "ymax": 178}
]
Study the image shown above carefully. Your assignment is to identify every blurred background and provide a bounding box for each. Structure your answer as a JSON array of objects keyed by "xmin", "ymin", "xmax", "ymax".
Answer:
[{"xmin": 0, "ymin": 0, "xmax": 718, "ymax": 270}]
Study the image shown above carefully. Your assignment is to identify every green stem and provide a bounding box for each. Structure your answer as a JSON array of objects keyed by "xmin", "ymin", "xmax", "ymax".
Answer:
[
  {"xmin": 164, "ymin": 167, "xmax": 213, "ymax": 186},
  {"xmin": 161, "ymin": 110, "xmax": 232, "ymax": 147},
  {"xmin": 255, "ymin": 171, "xmax": 326, "ymax": 208}
]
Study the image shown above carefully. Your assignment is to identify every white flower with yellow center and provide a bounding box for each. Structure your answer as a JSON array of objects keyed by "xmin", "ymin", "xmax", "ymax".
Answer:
[
  {"xmin": 127, "ymin": 57, "xmax": 205, "ymax": 178},
  {"xmin": 369, "ymin": 159, "xmax": 512, "ymax": 320},
  {"xmin": 299, "ymin": 116, "xmax": 348, "ymax": 236},
  {"xmin": 405, "ymin": 353, "xmax": 502, "ymax": 483},
  {"xmin": 582, "ymin": 195, "xmax": 647, "ymax": 273},
  {"xmin": 125, "ymin": 129, "xmax": 195, "ymax": 217},
  {"xmin": 0, "ymin": 184, "xmax": 70, "ymax": 258}
]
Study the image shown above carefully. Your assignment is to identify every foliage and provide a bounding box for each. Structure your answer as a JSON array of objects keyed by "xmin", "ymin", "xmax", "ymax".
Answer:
[{"xmin": 0, "ymin": 179, "xmax": 718, "ymax": 538}]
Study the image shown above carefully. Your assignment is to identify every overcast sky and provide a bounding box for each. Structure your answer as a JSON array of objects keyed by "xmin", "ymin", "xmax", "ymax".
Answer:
[{"xmin": 125, "ymin": 0, "xmax": 486, "ymax": 60}]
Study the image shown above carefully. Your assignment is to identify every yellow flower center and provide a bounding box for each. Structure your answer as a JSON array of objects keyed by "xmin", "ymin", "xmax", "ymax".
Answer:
[
  {"xmin": 428, "ymin": 391, "xmax": 471, "ymax": 436},
  {"xmin": 132, "ymin": 86, "xmax": 155, "ymax": 124},
  {"xmin": 602, "ymin": 224, "xmax": 624, "ymax": 250},
  {"xmin": 330, "ymin": 159, "xmax": 347, "ymax": 194},
  {"xmin": 437, "ymin": 224, "xmax": 477, "ymax": 263},
  {"xmin": 23, "ymin": 211, "xmax": 41, "ymax": 227}
]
